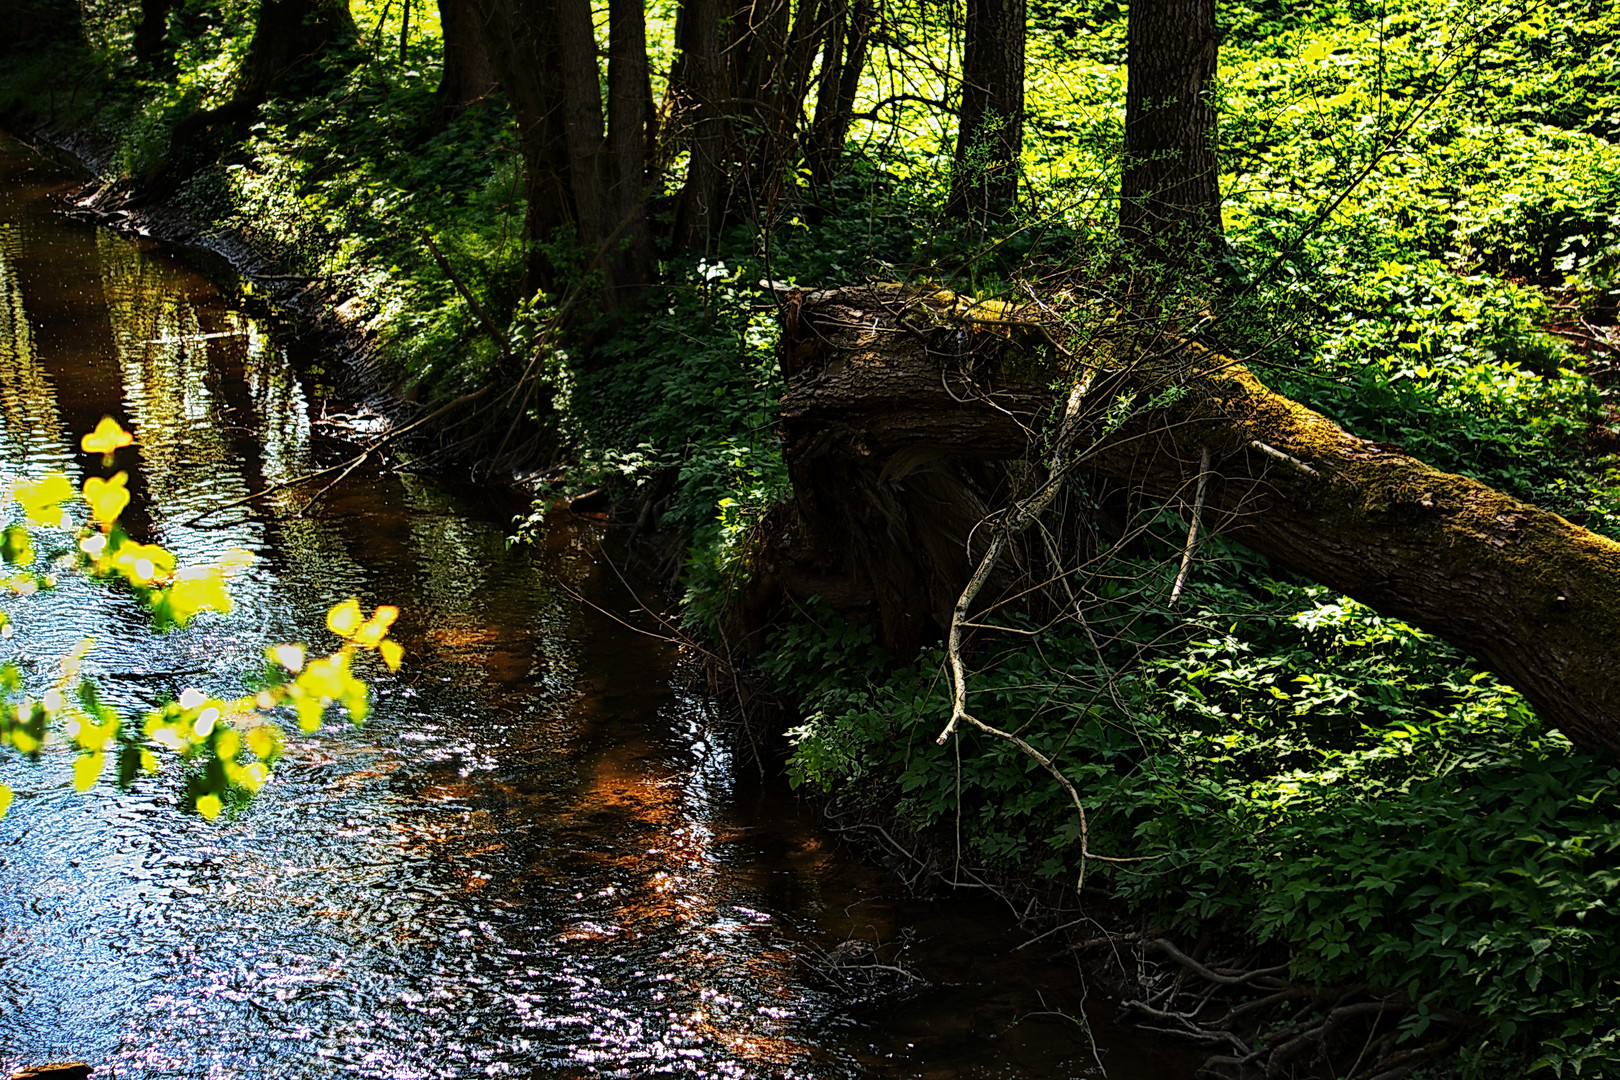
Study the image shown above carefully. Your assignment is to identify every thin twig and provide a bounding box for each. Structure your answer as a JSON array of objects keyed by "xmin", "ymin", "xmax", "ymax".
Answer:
[{"xmin": 1169, "ymin": 446, "xmax": 1211, "ymax": 605}]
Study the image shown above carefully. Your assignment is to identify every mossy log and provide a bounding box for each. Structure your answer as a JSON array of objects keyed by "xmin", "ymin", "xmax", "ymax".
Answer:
[{"xmin": 770, "ymin": 284, "xmax": 1620, "ymax": 758}]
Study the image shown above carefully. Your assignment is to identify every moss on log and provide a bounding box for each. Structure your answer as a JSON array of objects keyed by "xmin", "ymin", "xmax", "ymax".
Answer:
[{"xmin": 773, "ymin": 284, "xmax": 1620, "ymax": 758}]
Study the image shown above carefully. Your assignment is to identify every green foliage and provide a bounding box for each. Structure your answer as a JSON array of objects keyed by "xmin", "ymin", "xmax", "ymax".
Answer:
[{"xmin": 770, "ymin": 559, "xmax": 1620, "ymax": 1077}]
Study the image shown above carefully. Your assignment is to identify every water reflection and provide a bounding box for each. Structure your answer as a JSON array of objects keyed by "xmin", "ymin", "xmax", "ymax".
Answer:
[{"xmin": 0, "ymin": 133, "xmax": 1198, "ymax": 1080}]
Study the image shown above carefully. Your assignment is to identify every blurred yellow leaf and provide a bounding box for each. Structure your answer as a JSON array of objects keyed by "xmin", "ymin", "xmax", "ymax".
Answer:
[
  {"xmin": 269, "ymin": 644, "xmax": 305, "ymax": 673},
  {"xmin": 83, "ymin": 472, "xmax": 131, "ymax": 527},
  {"xmin": 106, "ymin": 540, "xmax": 176, "ymax": 586},
  {"xmin": 76, "ymin": 713, "xmax": 118, "ymax": 752},
  {"xmin": 162, "ymin": 567, "xmax": 232, "ymax": 626},
  {"xmin": 326, "ymin": 598, "xmax": 363, "ymax": 638},
  {"xmin": 379, "ymin": 639, "xmax": 404, "ymax": 672},
  {"xmin": 245, "ymin": 725, "xmax": 281, "ymax": 762},
  {"xmin": 299, "ymin": 653, "xmax": 355, "ymax": 699},
  {"xmin": 215, "ymin": 728, "xmax": 241, "ymax": 761},
  {"xmin": 351, "ymin": 605, "xmax": 399, "ymax": 647},
  {"xmin": 72, "ymin": 752, "xmax": 104, "ymax": 791},
  {"xmin": 13, "ymin": 473, "xmax": 75, "ymax": 526},
  {"xmin": 195, "ymin": 793, "xmax": 223, "ymax": 820},
  {"xmin": 295, "ymin": 694, "xmax": 325, "ymax": 732},
  {"xmin": 0, "ymin": 783, "xmax": 11, "ymax": 818},
  {"xmin": 81, "ymin": 416, "xmax": 133, "ymax": 458}
]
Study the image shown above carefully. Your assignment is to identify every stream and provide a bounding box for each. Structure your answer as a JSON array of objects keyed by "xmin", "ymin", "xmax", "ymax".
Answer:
[{"xmin": 0, "ymin": 131, "xmax": 1195, "ymax": 1080}]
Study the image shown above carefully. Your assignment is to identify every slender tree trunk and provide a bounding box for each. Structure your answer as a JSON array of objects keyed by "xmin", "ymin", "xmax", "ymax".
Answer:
[
  {"xmin": 8, "ymin": 0, "xmax": 82, "ymax": 53},
  {"xmin": 607, "ymin": 0, "xmax": 655, "ymax": 294},
  {"xmin": 145, "ymin": 0, "xmax": 356, "ymax": 200},
  {"xmin": 808, "ymin": 0, "xmax": 874, "ymax": 187},
  {"xmin": 1121, "ymin": 0, "xmax": 1222, "ymax": 252},
  {"xmin": 674, "ymin": 0, "xmax": 726, "ymax": 246},
  {"xmin": 948, "ymin": 0, "xmax": 1025, "ymax": 218},
  {"xmin": 554, "ymin": 0, "xmax": 607, "ymax": 248},
  {"xmin": 434, "ymin": 0, "xmax": 498, "ymax": 114},
  {"xmin": 467, "ymin": 0, "xmax": 653, "ymax": 304},
  {"xmin": 134, "ymin": 0, "xmax": 173, "ymax": 67},
  {"xmin": 769, "ymin": 285, "xmax": 1620, "ymax": 759}
]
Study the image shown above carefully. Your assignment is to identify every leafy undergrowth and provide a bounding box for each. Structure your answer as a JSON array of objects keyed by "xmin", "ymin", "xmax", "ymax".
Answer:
[
  {"xmin": 4, "ymin": 0, "xmax": 1620, "ymax": 1075},
  {"xmin": 768, "ymin": 562, "xmax": 1620, "ymax": 1078}
]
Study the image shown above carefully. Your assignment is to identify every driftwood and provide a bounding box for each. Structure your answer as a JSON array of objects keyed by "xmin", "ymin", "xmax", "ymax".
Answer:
[{"xmin": 767, "ymin": 283, "xmax": 1620, "ymax": 758}]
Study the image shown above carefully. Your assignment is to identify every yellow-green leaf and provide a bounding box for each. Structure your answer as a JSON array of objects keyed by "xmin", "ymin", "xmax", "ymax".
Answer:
[
  {"xmin": 81, "ymin": 416, "xmax": 133, "ymax": 458},
  {"xmin": 195, "ymin": 792, "xmax": 223, "ymax": 820},
  {"xmin": 352, "ymin": 605, "xmax": 398, "ymax": 647},
  {"xmin": 83, "ymin": 472, "xmax": 131, "ymax": 527},
  {"xmin": 326, "ymin": 598, "xmax": 363, "ymax": 638},
  {"xmin": 13, "ymin": 473, "xmax": 75, "ymax": 526},
  {"xmin": 73, "ymin": 752, "xmax": 104, "ymax": 792},
  {"xmin": 1, "ymin": 524, "xmax": 34, "ymax": 566},
  {"xmin": 0, "ymin": 783, "xmax": 11, "ymax": 818},
  {"xmin": 379, "ymin": 639, "xmax": 404, "ymax": 672}
]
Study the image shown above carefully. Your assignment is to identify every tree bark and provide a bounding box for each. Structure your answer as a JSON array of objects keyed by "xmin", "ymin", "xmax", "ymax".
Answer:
[
  {"xmin": 668, "ymin": 0, "xmax": 849, "ymax": 243},
  {"xmin": 808, "ymin": 0, "xmax": 874, "ymax": 188},
  {"xmin": 769, "ymin": 285, "xmax": 1620, "ymax": 759},
  {"xmin": 672, "ymin": 0, "xmax": 726, "ymax": 246},
  {"xmin": 1122, "ymin": 0, "xmax": 1221, "ymax": 252},
  {"xmin": 466, "ymin": 0, "xmax": 656, "ymax": 303},
  {"xmin": 435, "ymin": 0, "xmax": 498, "ymax": 114},
  {"xmin": 7, "ymin": 0, "xmax": 82, "ymax": 54},
  {"xmin": 134, "ymin": 0, "xmax": 173, "ymax": 68},
  {"xmin": 606, "ymin": 0, "xmax": 656, "ymax": 295},
  {"xmin": 948, "ymin": 0, "xmax": 1026, "ymax": 219},
  {"xmin": 236, "ymin": 0, "xmax": 358, "ymax": 107}
]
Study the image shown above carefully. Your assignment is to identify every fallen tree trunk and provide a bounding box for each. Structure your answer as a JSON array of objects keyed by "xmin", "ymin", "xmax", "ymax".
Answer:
[{"xmin": 767, "ymin": 284, "xmax": 1620, "ymax": 758}]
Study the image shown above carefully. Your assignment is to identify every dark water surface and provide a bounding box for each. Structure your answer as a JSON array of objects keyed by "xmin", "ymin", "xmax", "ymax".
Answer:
[{"xmin": 0, "ymin": 132, "xmax": 1196, "ymax": 1080}]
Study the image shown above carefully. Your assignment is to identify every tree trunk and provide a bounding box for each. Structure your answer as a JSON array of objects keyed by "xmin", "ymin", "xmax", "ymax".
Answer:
[
  {"xmin": 7, "ymin": 0, "xmax": 82, "ymax": 54},
  {"xmin": 948, "ymin": 0, "xmax": 1025, "ymax": 219},
  {"xmin": 236, "ymin": 0, "xmax": 358, "ymax": 107},
  {"xmin": 667, "ymin": 0, "xmax": 848, "ymax": 243},
  {"xmin": 435, "ymin": 0, "xmax": 498, "ymax": 114},
  {"xmin": 672, "ymin": 0, "xmax": 726, "ymax": 246},
  {"xmin": 1121, "ymin": 0, "xmax": 1221, "ymax": 251},
  {"xmin": 606, "ymin": 0, "xmax": 655, "ymax": 295},
  {"xmin": 465, "ymin": 0, "xmax": 652, "ymax": 304},
  {"xmin": 134, "ymin": 0, "xmax": 173, "ymax": 68},
  {"xmin": 808, "ymin": 0, "xmax": 874, "ymax": 188},
  {"xmin": 767, "ymin": 284, "xmax": 1620, "ymax": 759},
  {"xmin": 143, "ymin": 0, "xmax": 356, "ymax": 201}
]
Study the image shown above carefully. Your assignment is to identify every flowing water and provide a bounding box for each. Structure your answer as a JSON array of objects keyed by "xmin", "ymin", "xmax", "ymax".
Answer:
[{"xmin": 0, "ymin": 132, "xmax": 1197, "ymax": 1080}]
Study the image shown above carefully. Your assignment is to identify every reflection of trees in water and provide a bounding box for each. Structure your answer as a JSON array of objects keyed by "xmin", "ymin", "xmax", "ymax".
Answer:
[
  {"xmin": 0, "ymin": 221, "xmax": 75, "ymax": 477},
  {"xmin": 97, "ymin": 229, "xmax": 220, "ymax": 473}
]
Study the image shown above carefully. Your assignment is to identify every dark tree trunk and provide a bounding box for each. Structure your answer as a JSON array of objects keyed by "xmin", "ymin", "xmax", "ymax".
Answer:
[
  {"xmin": 134, "ymin": 0, "xmax": 173, "ymax": 67},
  {"xmin": 236, "ymin": 0, "xmax": 357, "ymax": 107},
  {"xmin": 808, "ymin": 0, "xmax": 874, "ymax": 187},
  {"xmin": 1121, "ymin": 0, "xmax": 1222, "ymax": 251},
  {"xmin": 769, "ymin": 285, "xmax": 1620, "ymax": 760},
  {"xmin": 672, "ymin": 0, "xmax": 726, "ymax": 247},
  {"xmin": 666, "ymin": 0, "xmax": 849, "ymax": 243},
  {"xmin": 434, "ymin": 0, "xmax": 498, "ymax": 114},
  {"xmin": 948, "ymin": 0, "xmax": 1025, "ymax": 219},
  {"xmin": 466, "ymin": 0, "xmax": 653, "ymax": 303},
  {"xmin": 142, "ymin": 0, "xmax": 356, "ymax": 201},
  {"xmin": 607, "ymin": 0, "xmax": 655, "ymax": 294}
]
